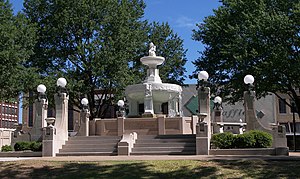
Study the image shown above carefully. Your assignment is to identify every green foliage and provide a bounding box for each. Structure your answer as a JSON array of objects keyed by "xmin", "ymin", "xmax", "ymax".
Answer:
[
  {"xmin": 248, "ymin": 130, "xmax": 273, "ymax": 148},
  {"xmin": 211, "ymin": 132, "xmax": 236, "ymax": 149},
  {"xmin": 1, "ymin": 145, "xmax": 13, "ymax": 152},
  {"xmin": 14, "ymin": 141, "xmax": 31, "ymax": 151},
  {"xmin": 211, "ymin": 130, "xmax": 273, "ymax": 149},
  {"xmin": 23, "ymin": 0, "xmax": 187, "ymax": 118},
  {"xmin": 30, "ymin": 141, "xmax": 43, "ymax": 151},
  {"xmin": 14, "ymin": 141, "xmax": 42, "ymax": 151},
  {"xmin": 234, "ymin": 132, "xmax": 255, "ymax": 148},
  {"xmin": 0, "ymin": 0, "xmax": 37, "ymax": 100},
  {"xmin": 192, "ymin": 0, "xmax": 300, "ymax": 112}
]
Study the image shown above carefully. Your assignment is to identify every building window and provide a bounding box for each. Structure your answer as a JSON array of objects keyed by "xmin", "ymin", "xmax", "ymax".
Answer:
[{"xmin": 279, "ymin": 99, "xmax": 287, "ymax": 114}]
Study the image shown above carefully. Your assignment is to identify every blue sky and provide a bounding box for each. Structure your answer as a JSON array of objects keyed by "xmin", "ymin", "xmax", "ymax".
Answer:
[{"xmin": 10, "ymin": 0, "xmax": 221, "ymax": 84}]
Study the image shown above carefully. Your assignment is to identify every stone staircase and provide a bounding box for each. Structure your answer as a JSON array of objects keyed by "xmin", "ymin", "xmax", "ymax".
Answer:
[
  {"xmin": 131, "ymin": 134, "xmax": 196, "ymax": 155},
  {"xmin": 57, "ymin": 136, "xmax": 121, "ymax": 156}
]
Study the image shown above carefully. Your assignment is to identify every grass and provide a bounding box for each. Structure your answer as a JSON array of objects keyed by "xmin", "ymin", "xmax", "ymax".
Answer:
[{"xmin": 0, "ymin": 159, "xmax": 300, "ymax": 178}]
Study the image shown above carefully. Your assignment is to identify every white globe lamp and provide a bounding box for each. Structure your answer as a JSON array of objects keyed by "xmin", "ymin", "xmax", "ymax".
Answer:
[
  {"xmin": 57, "ymin": 77, "xmax": 67, "ymax": 87},
  {"xmin": 117, "ymin": 100, "xmax": 125, "ymax": 107},
  {"xmin": 244, "ymin": 75, "xmax": 254, "ymax": 85},
  {"xmin": 37, "ymin": 84, "xmax": 46, "ymax": 93},
  {"xmin": 198, "ymin": 71, "xmax": 209, "ymax": 81},
  {"xmin": 81, "ymin": 98, "xmax": 89, "ymax": 106},
  {"xmin": 214, "ymin": 96, "xmax": 222, "ymax": 104}
]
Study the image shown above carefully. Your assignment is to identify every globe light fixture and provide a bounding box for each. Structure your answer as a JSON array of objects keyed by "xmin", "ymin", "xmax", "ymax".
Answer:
[
  {"xmin": 213, "ymin": 96, "xmax": 222, "ymax": 110},
  {"xmin": 117, "ymin": 100, "xmax": 125, "ymax": 107},
  {"xmin": 213, "ymin": 96, "xmax": 222, "ymax": 104},
  {"xmin": 81, "ymin": 98, "xmax": 89, "ymax": 106},
  {"xmin": 57, "ymin": 77, "xmax": 67, "ymax": 88},
  {"xmin": 198, "ymin": 71, "xmax": 209, "ymax": 81},
  {"xmin": 37, "ymin": 84, "xmax": 46, "ymax": 93},
  {"xmin": 244, "ymin": 75, "xmax": 254, "ymax": 85}
]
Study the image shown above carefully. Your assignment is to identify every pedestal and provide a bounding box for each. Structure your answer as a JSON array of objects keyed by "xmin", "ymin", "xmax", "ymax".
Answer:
[{"xmin": 196, "ymin": 122, "xmax": 210, "ymax": 155}]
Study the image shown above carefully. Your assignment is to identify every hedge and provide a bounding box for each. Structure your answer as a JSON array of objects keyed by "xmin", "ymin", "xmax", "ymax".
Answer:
[
  {"xmin": 14, "ymin": 141, "xmax": 42, "ymax": 151},
  {"xmin": 211, "ymin": 130, "xmax": 272, "ymax": 149},
  {"xmin": 1, "ymin": 145, "xmax": 13, "ymax": 152}
]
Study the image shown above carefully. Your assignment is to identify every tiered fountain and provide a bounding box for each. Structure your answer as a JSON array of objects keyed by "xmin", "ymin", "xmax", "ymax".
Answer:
[{"xmin": 125, "ymin": 43, "xmax": 183, "ymax": 117}]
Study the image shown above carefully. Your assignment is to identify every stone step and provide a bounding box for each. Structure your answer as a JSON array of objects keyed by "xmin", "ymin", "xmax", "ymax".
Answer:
[
  {"xmin": 68, "ymin": 136, "xmax": 121, "ymax": 140},
  {"xmin": 135, "ymin": 138, "xmax": 195, "ymax": 143},
  {"xmin": 59, "ymin": 147, "xmax": 117, "ymax": 152},
  {"xmin": 138, "ymin": 134, "xmax": 195, "ymax": 139},
  {"xmin": 131, "ymin": 151, "xmax": 196, "ymax": 155},
  {"xmin": 134, "ymin": 143, "xmax": 196, "ymax": 147},
  {"xmin": 62, "ymin": 144, "xmax": 117, "ymax": 149},
  {"xmin": 65, "ymin": 139, "xmax": 120, "ymax": 145},
  {"xmin": 132, "ymin": 147, "xmax": 195, "ymax": 152},
  {"xmin": 56, "ymin": 151, "xmax": 117, "ymax": 156}
]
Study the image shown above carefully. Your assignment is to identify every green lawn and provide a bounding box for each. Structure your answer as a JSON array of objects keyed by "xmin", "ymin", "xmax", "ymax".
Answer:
[{"xmin": 0, "ymin": 159, "xmax": 299, "ymax": 178}]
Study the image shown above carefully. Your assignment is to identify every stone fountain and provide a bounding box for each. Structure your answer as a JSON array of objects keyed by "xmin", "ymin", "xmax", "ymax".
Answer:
[{"xmin": 125, "ymin": 43, "xmax": 183, "ymax": 117}]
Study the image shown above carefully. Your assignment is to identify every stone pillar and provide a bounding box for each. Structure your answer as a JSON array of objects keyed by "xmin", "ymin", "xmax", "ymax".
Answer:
[
  {"xmin": 178, "ymin": 93, "xmax": 183, "ymax": 116},
  {"xmin": 196, "ymin": 121, "xmax": 210, "ymax": 155},
  {"xmin": 42, "ymin": 125, "xmax": 56, "ymax": 157},
  {"xmin": 128, "ymin": 99, "xmax": 138, "ymax": 117},
  {"xmin": 158, "ymin": 116, "xmax": 165, "ymax": 135},
  {"xmin": 53, "ymin": 93, "xmax": 68, "ymax": 153},
  {"xmin": 89, "ymin": 119, "xmax": 96, "ymax": 136},
  {"xmin": 117, "ymin": 117, "xmax": 124, "ymax": 136},
  {"xmin": 244, "ymin": 90, "xmax": 257, "ymax": 131},
  {"xmin": 30, "ymin": 98, "xmax": 48, "ymax": 141},
  {"xmin": 168, "ymin": 94, "xmax": 176, "ymax": 117},
  {"xmin": 143, "ymin": 83, "xmax": 154, "ymax": 116},
  {"xmin": 77, "ymin": 109, "xmax": 90, "ymax": 136},
  {"xmin": 196, "ymin": 87, "xmax": 211, "ymax": 155},
  {"xmin": 212, "ymin": 107, "xmax": 223, "ymax": 134}
]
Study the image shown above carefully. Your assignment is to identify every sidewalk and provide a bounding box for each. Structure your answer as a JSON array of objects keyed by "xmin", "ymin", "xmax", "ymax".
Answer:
[{"xmin": 2, "ymin": 152, "xmax": 300, "ymax": 162}]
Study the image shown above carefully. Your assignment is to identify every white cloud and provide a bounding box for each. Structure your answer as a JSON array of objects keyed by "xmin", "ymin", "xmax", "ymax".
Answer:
[{"xmin": 174, "ymin": 16, "xmax": 196, "ymax": 29}]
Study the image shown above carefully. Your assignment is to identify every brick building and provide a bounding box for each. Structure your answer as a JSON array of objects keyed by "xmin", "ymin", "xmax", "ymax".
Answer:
[{"xmin": 0, "ymin": 101, "xmax": 19, "ymax": 129}]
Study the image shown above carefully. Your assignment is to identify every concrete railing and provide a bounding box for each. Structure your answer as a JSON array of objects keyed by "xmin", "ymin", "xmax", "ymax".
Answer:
[
  {"xmin": 118, "ymin": 132, "xmax": 137, "ymax": 156},
  {"xmin": 90, "ymin": 116, "xmax": 194, "ymax": 136}
]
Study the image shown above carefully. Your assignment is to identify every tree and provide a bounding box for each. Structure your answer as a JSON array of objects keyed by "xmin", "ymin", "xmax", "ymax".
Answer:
[
  {"xmin": 192, "ymin": 0, "xmax": 300, "ymax": 115},
  {"xmin": 132, "ymin": 22, "xmax": 187, "ymax": 85},
  {"xmin": 24, "ymin": 0, "xmax": 187, "ymax": 118},
  {"xmin": 0, "ymin": 0, "xmax": 36, "ymax": 100}
]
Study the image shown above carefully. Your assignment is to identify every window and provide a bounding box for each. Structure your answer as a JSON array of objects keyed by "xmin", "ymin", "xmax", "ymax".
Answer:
[{"xmin": 278, "ymin": 99, "xmax": 287, "ymax": 114}]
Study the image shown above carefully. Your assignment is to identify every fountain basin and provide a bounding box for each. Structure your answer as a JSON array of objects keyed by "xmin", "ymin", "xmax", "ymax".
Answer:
[
  {"xmin": 140, "ymin": 56, "xmax": 165, "ymax": 68},
  {"xmin": 125, "ymin": 83, "xmax": 182, "ymax": 103}
]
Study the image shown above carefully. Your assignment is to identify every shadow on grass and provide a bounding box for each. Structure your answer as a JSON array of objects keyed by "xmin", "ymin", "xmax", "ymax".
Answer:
[
  {"xmin": 213, "ymin": 159, "xmax": 300, "ymax": 178},
  {"xmin": 0, "ymin": 161, "xmax": 218, "ymax": 179}
]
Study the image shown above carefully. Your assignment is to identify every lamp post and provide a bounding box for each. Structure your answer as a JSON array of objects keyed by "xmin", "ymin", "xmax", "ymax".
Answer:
[
  {"xmin": 213, "ymin": 96, "xmax": 223, "ymax": 134},
  {"xmin": 117, "ymin": 99, "xmax": 125, "ymax": 117},
  {"xmin": 292, "ymin": 102, "xmax": 296, "ymax": 152},
  {"xmin": 243, "ymin": 74, "xmax": 256, "ymax": 131},
  {"xmin": 196, "ymin": 70, "xmax": 211, "ymax": 155},
  {"xmin": 37, "ymin": 84, "xmax": 47, "ymax": 101},
  {"xmin": 244, "ymin": 74, "xmax": 255, "ymax": 90},
  {"xmin": 56, "ymin": 77, "xmax": 68, "ymax": 95},
  {"xmin": 81, "ymin": 98, "xmax": 89, "ymax": 110},
  {"xmin": 79, "ymin": 97, "xmax": 90, "ymax": 136}
]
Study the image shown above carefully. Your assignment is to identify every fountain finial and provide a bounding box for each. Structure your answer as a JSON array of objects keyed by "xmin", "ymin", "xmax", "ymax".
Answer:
[{"xmin": 149, "ymin": 42, "xmax": 156, "ymax": 57}]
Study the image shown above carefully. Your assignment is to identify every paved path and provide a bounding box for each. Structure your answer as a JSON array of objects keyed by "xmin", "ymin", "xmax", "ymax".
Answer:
[
  {"xmin": 2, "ymin": 152, "xmax": 300, "ymax": 162},
  {"xmin": 0, "ymin": 158, "xmax": 33, "ymax": 162}
]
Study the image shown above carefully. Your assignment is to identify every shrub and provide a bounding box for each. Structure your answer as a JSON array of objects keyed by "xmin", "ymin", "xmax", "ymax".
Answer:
[
  {"xmin": 1, "ymin": 145, "xmax": 13, "ymax": 152},
  {"xmin": 30, "ymin": 141, "xmax": 42, "ymax": 152},
  {"xmin": 234, "ymin": 132, "xmax": 255, "ymax": 148},
  {"xmin": 211, "ymin": 130, "xmax": 273, "ymax": 149},
  {"xmin": 14, "ymin": 141, "xmax": 31, "ymax": 151},
  {"xmin": 14, "ymin": 141, "xmax": 42, "ymax": 151},
  {"xmin": 248, "ymin": 130, "xmax": 272, "ymax": 148},
  {"xmin": 211, "ymin": 132, "xmax": 235, "ymax": 149}
]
